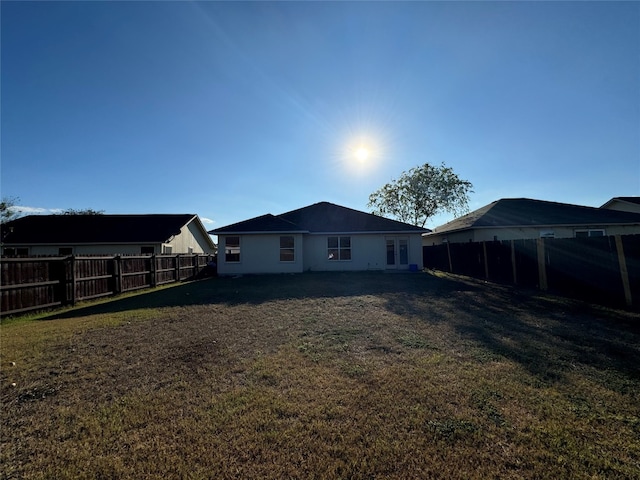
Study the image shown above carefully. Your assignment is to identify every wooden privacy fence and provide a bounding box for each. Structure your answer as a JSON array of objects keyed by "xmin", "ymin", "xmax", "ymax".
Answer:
[
  {"xmin": 1, "ymin": 254, "xmax": 216, "ymax": 316},
  {"xmin": 423, "ymin": 234, "xmax": 639, "ymax": 308}
]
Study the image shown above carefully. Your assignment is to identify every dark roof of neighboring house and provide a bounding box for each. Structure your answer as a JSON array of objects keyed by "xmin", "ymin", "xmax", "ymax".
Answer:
[
  {"xmin": 2, "ymin": 214, "xmax": 201, "ymax": 245},
  {"xmin": 428, "ymin": 198, "xmax": 640, "ymax": 235},
  {"xmin": 211, "ymin": 202, "xmax": 429, "ymax": 234},
  {"xmin": 600, "ymin": 197, "xmax": 640, "ymax": 207}
]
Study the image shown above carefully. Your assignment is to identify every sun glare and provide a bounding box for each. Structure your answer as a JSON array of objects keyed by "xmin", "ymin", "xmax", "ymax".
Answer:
[
  {"xmin": 347, "ymin": 139, "xmax": 377, "ymax": 164},
  {"xmin": 355, "ymin": 146, "xmax": 370, "ymax": 162},
  {"xmin": 335, "ymin": 124, "xmax": 391, "ymax": 175}
]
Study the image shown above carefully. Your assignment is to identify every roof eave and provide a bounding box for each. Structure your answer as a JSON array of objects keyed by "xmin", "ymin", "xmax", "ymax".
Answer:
[
  {"xmin": 424, "ymin": 221, "xmax": 640, "ymax": 236},
  {"xmin": 310, "ymin": 230, "xmax": 428, "ymax": 235},
  {"xmin": 3, "ymin": 241, "xmax": 167, "ymax": 245},
  {"xmin": 212, "ymin": 229, "xmax": 426, "ymax": 235},
  {"xmin": 185, "ymin": 215, "xmax": 217, "ymax": 249},
  {"xmin": 211, "ymin": 230, "xmax": 309, "ymax": 235}
]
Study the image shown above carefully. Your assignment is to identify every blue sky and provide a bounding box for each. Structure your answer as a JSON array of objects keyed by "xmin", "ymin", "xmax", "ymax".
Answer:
[{"xmin": 2, "ymin": 1, "xmax": 639, "ymax": 230}]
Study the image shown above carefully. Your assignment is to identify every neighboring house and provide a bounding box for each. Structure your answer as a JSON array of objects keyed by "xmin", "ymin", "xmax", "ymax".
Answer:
[
  {"xmin": 1, "ymin": 214, "xmax": 216, "ymax": 256},
  {"xmin": 210, "ymin": 201, "xmax": 427, "ymax": 275},
  {"xmin": 600, "ymin": 196, "xmax": 640, "ymax": 214},
  {"xmin": 423, "ymin": 198, "xmax": 640, "ymax": 246}
]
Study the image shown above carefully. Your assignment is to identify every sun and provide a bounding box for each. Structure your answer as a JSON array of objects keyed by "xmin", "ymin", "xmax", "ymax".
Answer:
[
  {"xmin": 355, "ymin": 146, "xmax": 370, "ymax": 162},
  {"xmin": 337, "ymin": 130, "xmax": 388, "ymax": 174}
]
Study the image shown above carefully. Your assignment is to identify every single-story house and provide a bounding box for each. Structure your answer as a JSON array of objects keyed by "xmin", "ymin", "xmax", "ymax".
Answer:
[
  {"xmin": 423, "ymin": 198, "xmax": 640, "ymax": 245},
  {"xmin": 210, "ymin": 201, "xmax": 428, "ymax": 275},
  {"xmin": 1, "ymin": 214, "xmax": 216, "ymax": 256},
  {"xmin": 600, "ymin": 196, "xmax": 640, "ymax": 214}
]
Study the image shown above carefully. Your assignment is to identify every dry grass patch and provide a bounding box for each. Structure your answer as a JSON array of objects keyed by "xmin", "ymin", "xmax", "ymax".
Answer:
[{"xmin": 1, "ymin": 272, "xmax": 639, "ymax": 479}]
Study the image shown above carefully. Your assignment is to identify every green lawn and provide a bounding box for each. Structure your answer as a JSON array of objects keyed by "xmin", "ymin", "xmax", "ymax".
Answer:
[{"xmin": 1, "ymin": 272, "xmax": 639, "ymax": 479}]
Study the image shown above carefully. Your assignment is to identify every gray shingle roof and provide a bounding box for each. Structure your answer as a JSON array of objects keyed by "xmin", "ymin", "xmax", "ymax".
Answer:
[
  {"xmin": 211, "ymin": 202, "xmax": 429, "ymax": 234},
  {"xmin": 2, "ymin": 214, "xmax": 199, "ymax": 244},
  {"xmin": 209, "ymin": 214, "xmax": 307, "ymax": 234},
  {"xmin": 601, "ymin": 196, "xmax": 640, "ymax": 207},
  {"xmin": 613, "ymin": 197, "xmax": 640, "ymax": 204},
  {"xmin": 430, "ymin": 198, "xmax": 640, "ymax": 235}
]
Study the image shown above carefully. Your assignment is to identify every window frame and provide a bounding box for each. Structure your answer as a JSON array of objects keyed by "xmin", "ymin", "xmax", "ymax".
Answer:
[
  {"xmin": 575, "ymin": 229, "xmax": 606, "ymax": 238},
  {"xmin": 327, "ymin": 236, "xmax": 352, "ymax": 261},
  {"xmin": 3, "ymin": 247, "xmax": 29, "ymax": 257},
  {"xmin": 279, "ymin": 235, "xmax": 295, "ymax": 262},
  {"xmin": 224, "ymin": 236, "xmax": 241, "ymax": 263}
]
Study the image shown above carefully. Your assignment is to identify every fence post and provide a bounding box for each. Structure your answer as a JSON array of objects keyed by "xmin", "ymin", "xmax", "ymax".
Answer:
[
  {"xmin": 510, "ymin": 240, "xmax": 517, "ymax": 285},
  {"xmin": 114, "ymin": 256, "xmax": 122, "ymax": 294},
  {"xmin": 482, "ymin": 242, "xmax": 489, "ymax": 280},
  {"xmin": 536, "ymin": 238, "xmax": 548, "ymax": 291},
  {"xmin": 446, "ymin": 242, "xmax": 453, "ymax": 273},
  {"xmin": 150, "ymin": 254, "xmax": 157, "ymax": 288},
  {"xmin": 175, "ymin": 254, "xmax": 181, "ymax": 281},
  {"xmin": 614, "ymin": 235, "xmax": 633, "ymax": 307},
  {"xmin": 69, "ymin": 255, "xmax": 77, "ymax": 305}
]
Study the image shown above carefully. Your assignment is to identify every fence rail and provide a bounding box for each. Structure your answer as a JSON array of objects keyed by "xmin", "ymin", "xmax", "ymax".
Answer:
[
  {"xmin": 1, "ymin": 254, "xmax": 215, "ymax": 316},
  {"xmin": 423, "ymin": 234, "xmax": 639, "ymax": 308}
]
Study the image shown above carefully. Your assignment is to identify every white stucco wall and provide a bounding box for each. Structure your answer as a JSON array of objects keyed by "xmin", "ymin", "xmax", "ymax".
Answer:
[
  {"xmin": 217, "ymin": 234, "xmax": 305, "ymax": 275},
  {"xmin": 217, "ymin": 232, "xmax": 423, "ymax": 275},
  {"xmin": 304, "ymin": 233, "xmax": 423, "ymax": 271}
]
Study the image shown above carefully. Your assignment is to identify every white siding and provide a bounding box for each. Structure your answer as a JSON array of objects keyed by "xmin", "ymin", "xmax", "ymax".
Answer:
[{"xmin": 166, "ymin": 221, "xmax": 215, "ymax": 254}]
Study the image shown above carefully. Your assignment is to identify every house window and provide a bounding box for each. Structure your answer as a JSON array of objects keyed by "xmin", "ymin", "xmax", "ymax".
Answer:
[
  {"xmin": 328, "ymin": 236, "xmax": 351, "ymax": 261},
  {"xmin": 225, "ymin": 236, "xmax": 241, "ymax": 262},
  {"xmin": 59, "ymin": 247, "xmax": 73, "ymax": 255},
  {"xmin": 141, "ymin": 246, "xmax": 155, "ymax": 255},
  {"xmin": 280, "ymin": 236, "xmax": 295, "ymax": 262},
  {"xmin": 399, "ymin": 239, "xmax": 408, "ymax": 265},
  {"xmin": 3, "ymin": 247, "xmax": 28, "ymax": 257},
  {"xmin": 575, "ymin": 229, "xmax": 605, "ymax": 238},
  {"xmin": 163, "ymin": 245, "xmax": 173, "ymax": 254}
]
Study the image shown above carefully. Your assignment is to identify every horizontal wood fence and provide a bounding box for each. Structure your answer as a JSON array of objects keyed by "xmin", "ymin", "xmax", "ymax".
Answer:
[
  {"xmin": 423, "ymin": 234, "xmax": 639, "ymax": 308},
  {"xmin": 1, "ymin": 254, "xmax": 215, "ymax": 316}
]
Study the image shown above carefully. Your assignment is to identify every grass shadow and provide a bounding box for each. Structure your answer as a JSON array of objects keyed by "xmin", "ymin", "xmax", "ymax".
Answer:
[
  {"xmin": 40, "ymin": 271, "xmax": 640, "ymax": 391},
  {"xmin": 43, "ymin": 271, "xmax": 474, "ymax": 320}
]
